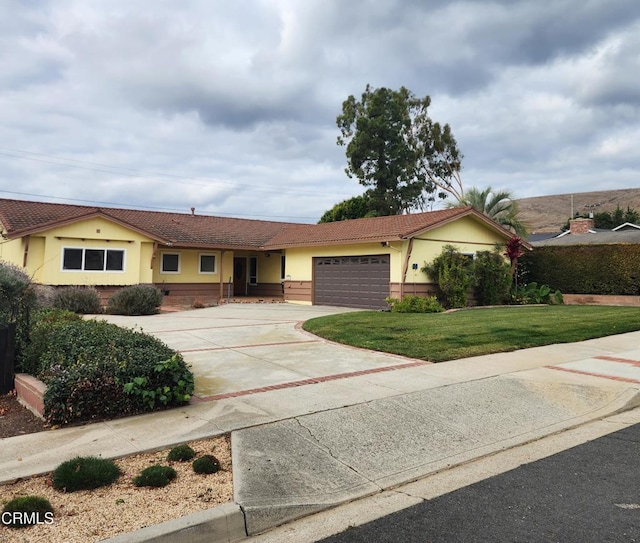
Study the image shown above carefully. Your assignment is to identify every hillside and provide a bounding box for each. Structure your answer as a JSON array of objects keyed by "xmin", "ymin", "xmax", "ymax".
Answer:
[{"xmin": 516, "ymin": 188, "xmax": 640, "ymax": 233}]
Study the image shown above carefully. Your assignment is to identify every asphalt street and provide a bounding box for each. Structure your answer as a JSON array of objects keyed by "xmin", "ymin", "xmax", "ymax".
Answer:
[{"xmin": 318, "ymin": 423, "xmax": 640, "ymax": 543}]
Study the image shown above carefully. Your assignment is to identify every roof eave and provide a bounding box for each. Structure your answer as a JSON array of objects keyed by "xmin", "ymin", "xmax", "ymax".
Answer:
[
  {"xmin": 402, "ymin": 207, "xmax": 533, "ymax": 249},
  {"xmin": 6, "ymin": 210, "xmax": 171, "ymax": 245},
  {"xmin": 166, "ymin": 242, "xmax": 265, "ymax": 251},
  {"xmin": 264, "ymin": 235, "xmax": 405, "ymax": 250}
]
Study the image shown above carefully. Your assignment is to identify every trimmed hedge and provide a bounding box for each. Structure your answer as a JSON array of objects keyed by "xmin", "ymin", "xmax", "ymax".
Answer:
[
  {"xmin": 33, "ymin": 318, "xmax": 193, "ymax": 425},
  {"xmin": 386, "ymin": 295, "xmax": 444, "ymax": 313},
  {"xmin": 521, "ymin": 245, "xmax": 640, "ymax": 295}
]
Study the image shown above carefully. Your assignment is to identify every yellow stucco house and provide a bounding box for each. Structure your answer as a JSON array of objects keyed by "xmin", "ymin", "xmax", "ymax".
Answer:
[{"xmin": 0, "ymin": 198, "xmax": 525, "ymax": 309}]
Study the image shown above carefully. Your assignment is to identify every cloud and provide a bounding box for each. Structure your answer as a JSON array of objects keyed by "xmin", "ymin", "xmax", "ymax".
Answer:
[{"xmin": 0, "ymin": 0, "xmax": 639, "ymax": 222}]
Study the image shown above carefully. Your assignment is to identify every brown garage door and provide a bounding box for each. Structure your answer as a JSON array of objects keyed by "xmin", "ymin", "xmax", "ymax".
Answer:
[{"xmin": 313, "ymin": 255, "xmax": 390, "ymax": 310}]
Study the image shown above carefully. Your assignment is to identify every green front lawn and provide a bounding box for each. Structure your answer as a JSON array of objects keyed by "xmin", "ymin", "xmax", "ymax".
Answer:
[{"xmin": 303, "ymin": 306, "xmax": 640, "ymax": 362}]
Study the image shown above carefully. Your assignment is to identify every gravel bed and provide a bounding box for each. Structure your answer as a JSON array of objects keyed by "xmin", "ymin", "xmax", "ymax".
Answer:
[{"xmin": 0, "ymin": 435, "xmax": 232, "ymax": 542}]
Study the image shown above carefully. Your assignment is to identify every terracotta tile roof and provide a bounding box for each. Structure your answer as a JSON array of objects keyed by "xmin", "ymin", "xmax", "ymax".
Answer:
[
  {"xmin": 263, "ymin": 206, "xmax": 509, "ymax": 248},
  {"xmin": 0, "ymin": 199, "xmax": 291, "ymax": 250},
  {"xmin": 0, "ymin": 198, "xmax": 518, "ymax": 250}
]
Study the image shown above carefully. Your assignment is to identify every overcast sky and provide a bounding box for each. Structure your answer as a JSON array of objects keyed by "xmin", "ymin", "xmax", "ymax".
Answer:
[{"xmin": 1, "ymin": 0, "xmax": 639, "ymax": 223}]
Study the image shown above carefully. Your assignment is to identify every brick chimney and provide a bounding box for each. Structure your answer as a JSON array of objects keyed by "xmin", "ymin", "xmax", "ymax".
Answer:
[{"xmin": 569, "ymin": 218, "xmax": 594, "ymax": 234}]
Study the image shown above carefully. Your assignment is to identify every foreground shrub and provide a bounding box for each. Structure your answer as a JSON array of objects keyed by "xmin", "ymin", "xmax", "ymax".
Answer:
[
  {"xmin": 37, "ymin": 319, "xmax": 193, "ymax": 425},
  {"xmin": 192, "ymin": 454, "xmax": 221, "ymax": 475},
  {"xmin": 107, "ymin": 284, "xmax": 163, "ymax": 316},
  {"xmin": 52, "ymin": 286, "xmax": 102, "ymax": 314},
  {"xmin": 20, "ymin": 309, "xmax": 83, "ymax": 375},
  {"xmin": 167, "ymin": 444, "xmax": 196, "ymax": 462},
  {"xmin": 52, "ymin": 456, "xmax": 121, "ymax": 492},
  {"xmin": 0, "ymin": 260, "xmax": 37, "ymax": 371},
  {"xmin": 1, "ymin": 496, "xmax": 54, "ymax": 528},
  {"xmin": 133, "ymin": 465, "xmax": 177, "ymax": 488},
  {"xmin": 386, "ymin": 295, "xmax": 444, "ymax": 313}
]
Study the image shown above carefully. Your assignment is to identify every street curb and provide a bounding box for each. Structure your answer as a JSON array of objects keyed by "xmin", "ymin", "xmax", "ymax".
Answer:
[
  {"xmin": 99, "ymin": 503, "xmax": 246, "ymax": 543},
  {"xmin": 99, "ymin": 388, "xmax": 640, "ymax": 541}
]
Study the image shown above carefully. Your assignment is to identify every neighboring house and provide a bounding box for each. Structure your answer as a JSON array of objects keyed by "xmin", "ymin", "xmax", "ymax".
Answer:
[
  {"xmin": 0, "ymin": 198, "xmax": 523, "ymax": 310},
  {"xmin": 530, "ymin": 218, "xmax": 640, "ymax": 247}
]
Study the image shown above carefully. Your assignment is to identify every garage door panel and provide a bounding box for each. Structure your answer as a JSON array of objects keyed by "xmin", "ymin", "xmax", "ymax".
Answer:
[{"xmin": 313, "ymin": 254, "xmax": 390, "ymax": 310}]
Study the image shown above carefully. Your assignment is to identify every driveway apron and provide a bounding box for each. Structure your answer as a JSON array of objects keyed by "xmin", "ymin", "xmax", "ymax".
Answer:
[{"xmin": 100, "ymin": 304, "xmax": 423, "ymax": 399}]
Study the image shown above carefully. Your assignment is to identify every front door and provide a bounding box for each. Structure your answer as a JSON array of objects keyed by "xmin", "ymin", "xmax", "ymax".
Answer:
[{"xmin": 233, "ymin": 257, "xmax": 247, "ymax": 296}]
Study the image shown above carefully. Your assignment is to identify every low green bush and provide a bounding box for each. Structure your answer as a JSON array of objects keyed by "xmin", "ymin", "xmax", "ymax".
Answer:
[
  {"xmin": 1, "ymin": 496, "xmax": 54, "ymax": 528},
  {"xmin": 386, "ymin": 295, "xmax": 444, "ymax": 313},
  {"xmin": 52, "ymin": 456, "xmax": 121, "ymax": 492},
  {"xmin": 52, "ymin": 286, "xmax": 103, "ymax": 314},
  {"xmin": 192, "ymin": 454, "xmax": 221, "ymax": 475},
  {"xmin": 167, "ymin": 444, "xmax": 196, "ymax": 462},
  {"xmin": 35, "ymin": 318, "xmax": 193, "ymax": 425},
  {"xmin": 511, "ymin": 282, "xmax": 563, "ymax": 305},
  {"xmin": 133, "ymin": 465, "xmax": 177, "ymax": 488},
  {"xmin": 107, "ymin": 284, "xmax": 164, "ymax": 316}
]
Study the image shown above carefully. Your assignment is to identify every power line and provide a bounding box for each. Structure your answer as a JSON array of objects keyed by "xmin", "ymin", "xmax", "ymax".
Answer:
[
  {"xmin": 0, "ymin": 146, "xmax": 351, "ymax": 198},
  {"xmin": 0, "ymin": 189, "xmax": 319, "ymax": 221}
]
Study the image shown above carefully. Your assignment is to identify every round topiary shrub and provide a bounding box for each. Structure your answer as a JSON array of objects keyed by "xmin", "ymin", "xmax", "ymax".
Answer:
[
  {"xmin": 167, "ymin": 444, "xmax": 196, "ymax": 462},
  {"xmin": 52, "ymin": 286, "xmax": 103, "ymax": 314},
  {"xmin": 52, "ymin": 456, "xmax": 121, "ymax": 492},
  {"xmin": 1, "ymin": 496, "xmax": 54, "ymax": 529},
  {"xmin": 107, "ymin": 284, "xmax": 164, "ymax": 316},
  {"xmin": 192, "ymin": 454, "xmax": 221, "ymax": 475},
  {"xmin": 133, "ymin": 465, "xmax": 177, "ymax": 488}
]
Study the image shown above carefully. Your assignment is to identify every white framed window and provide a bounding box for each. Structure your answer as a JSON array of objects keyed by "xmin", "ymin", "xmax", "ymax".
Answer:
[
  {"xmin": 249, "ymin": 256, "xmax": 257, "ymax": 285},
  {"xmin": 199, "ymin": 253, "xmax": 217, "ymax": 274},
  {"xmin": 161, "ymin": 252, "xmax": 181, "ymax": 274},
  {"xmin": 62, "ymin": 247, "xmax": 125, "ymax": 272},
  {"xmin": 280, "ymin": 255, "xmax": 286, "ymax": 280}
]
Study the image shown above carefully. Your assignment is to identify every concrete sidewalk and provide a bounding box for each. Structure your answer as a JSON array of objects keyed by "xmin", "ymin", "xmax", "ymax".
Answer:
[{"xmin": 2, "ymin": 305, "xmax": 640, "ymax": 541}]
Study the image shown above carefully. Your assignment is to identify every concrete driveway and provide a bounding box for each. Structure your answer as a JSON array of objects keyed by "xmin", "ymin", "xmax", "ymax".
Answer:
[{"xmin": 100, "ymin": 303, "xmax": 426, "ymax": 399}]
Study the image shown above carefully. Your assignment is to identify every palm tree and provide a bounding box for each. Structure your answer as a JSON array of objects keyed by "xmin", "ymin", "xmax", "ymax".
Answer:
[{"xmin": 448, "ymin": 186, "xmax": 528, "ymax": 237}]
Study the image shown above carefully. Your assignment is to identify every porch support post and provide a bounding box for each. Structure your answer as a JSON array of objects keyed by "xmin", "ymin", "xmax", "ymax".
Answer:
[
  {"xmin": 400, "ymin": 238, "xmax": 414, "ymax": 300},
  {"xmin": 22, "ymin": 235, "xmax": 30, "ymax": 268},
  {"xmin": 219, "ymin": 250, "xmax": 226, "ymax": 301},
  {"xmin": 151, "ymin": 241, "xmax": 158, "ymax": 269}
]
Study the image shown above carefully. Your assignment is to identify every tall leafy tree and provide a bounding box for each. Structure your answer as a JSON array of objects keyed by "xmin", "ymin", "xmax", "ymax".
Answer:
[
  {"xmin": 336, "ymin": 85, "xmax": 463, "ymax": 216},
  {"xmin": 318, "ymin": 193, "xmax": 378, "ymax": 223},
  {"xmin": 448, "ymin": 186, "xmax": 528, "ymax": 237},
  {"xmin": 593, "ymin": 206, "xmax": 639, "ymax": 229}
]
